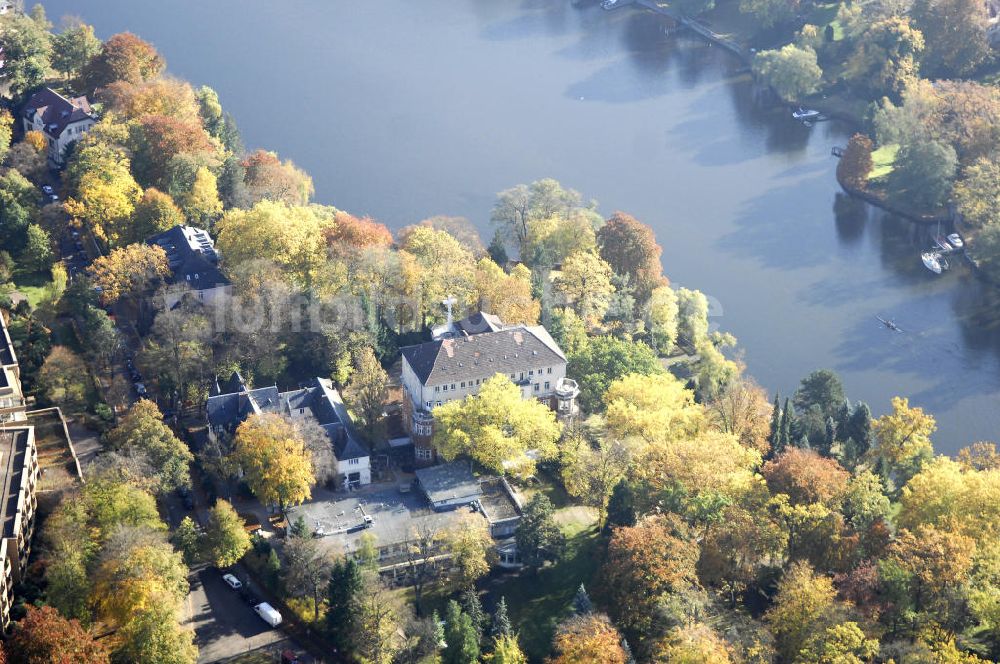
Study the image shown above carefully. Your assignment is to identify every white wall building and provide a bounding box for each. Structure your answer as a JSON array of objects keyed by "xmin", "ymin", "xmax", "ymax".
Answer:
[
  {"xmin": 399, "ymin": 312, "xmax": 577, "ymax": 464},
  {"xmin": 22, "ymin": 88, "xmax": 96, "ymax": 166}
]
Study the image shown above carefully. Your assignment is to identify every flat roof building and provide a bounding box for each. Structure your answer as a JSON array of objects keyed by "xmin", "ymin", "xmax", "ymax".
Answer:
[{"xmin": 0, "ymin": 426, "xmax": 39, "ymax": 631}]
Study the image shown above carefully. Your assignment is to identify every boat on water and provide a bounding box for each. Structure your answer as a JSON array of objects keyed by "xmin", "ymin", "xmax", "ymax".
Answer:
[
  {"xmin": 934, "ymin": 235, "xmax": 953, "ymax": 252},
  {"xmin": 601, "ymin": 0, "xmax": 624, "ymax": 9},
  {"xmin": 792, "ymin": 107, "xmax": 820, "ymax": 120},
  {"xmin": 922, "ymin": 252, "xmax": 943, "ymax": 274},
  {"xmin": 947, "ymin": 233, "xmax": 964, "ymax": 249}
]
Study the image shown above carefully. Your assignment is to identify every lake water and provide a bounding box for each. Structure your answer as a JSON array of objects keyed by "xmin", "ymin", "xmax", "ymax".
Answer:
[{"xmin": 44, "ymin": 0, "xmax": 1000, "ymax": 453}]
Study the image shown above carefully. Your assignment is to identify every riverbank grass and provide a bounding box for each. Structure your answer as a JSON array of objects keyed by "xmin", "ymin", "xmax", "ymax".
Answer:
[{"xmin": 870, "ymin": 144, "xmax": 899, "ymax": 181}]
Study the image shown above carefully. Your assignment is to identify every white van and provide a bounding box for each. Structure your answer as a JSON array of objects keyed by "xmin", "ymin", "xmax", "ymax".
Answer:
[{"xmin": 254, "ymin": 602, "xmax": 282, "ymax": 627}]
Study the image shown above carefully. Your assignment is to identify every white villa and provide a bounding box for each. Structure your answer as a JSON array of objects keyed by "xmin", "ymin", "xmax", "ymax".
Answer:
[
  {"xmin": 22, "ymin": 88, "xmax": 96, "ymax": 166},
  {"xmin": 400, "ymin": 310, "xmax": 578, "ymax": 465}
]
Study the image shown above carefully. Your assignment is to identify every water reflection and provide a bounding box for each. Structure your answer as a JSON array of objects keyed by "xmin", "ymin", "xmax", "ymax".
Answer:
[{"xmin": 833, "ymin": 193, "xmax": 867, "ymax": 244}]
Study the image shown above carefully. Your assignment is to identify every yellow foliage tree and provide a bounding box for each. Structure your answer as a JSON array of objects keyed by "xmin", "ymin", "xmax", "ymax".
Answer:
[
  {"xmin": 871, "ymin": 396, "xmax": 935, "ymax": 486},
  {"xmin": 87, "ymin": 243, "xmax": 170, "ymax": 304},
  {"xmin": 233, "ymin": 413, "xmax": 314, "ymax": 508},
  {"xmin": 604, "ymin": 372, "xmax": 706, "ymax": 446},
  {"xmin": 182, "ymin": 166, "xmax": 223, "ymax": 225},
  {"xmin": 474, "ymin": 258, "xmax": 539, "ymax": 325},
  {"xmin": 215, "ymin": 200, "xmax": 334, "ymax": 286},
  {"xmin": 433, "ymin": 374, "xmax": 562, "ymax": 475}
]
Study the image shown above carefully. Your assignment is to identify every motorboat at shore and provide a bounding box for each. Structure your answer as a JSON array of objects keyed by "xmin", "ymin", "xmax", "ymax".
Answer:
[
  {"xmin": 947, "ymin": 233, "xmax": 964, "ymax": 249},
  {"xmin": 792, "ymin": 107, "xmax": 821, "ymax": 120},
  {"xmin": 934, "ymin": 235, "xmax": 953, "ymax": 252},
  {"xmin": 922, "ymin": 251, "xmax": 944, "ymax": 274}
]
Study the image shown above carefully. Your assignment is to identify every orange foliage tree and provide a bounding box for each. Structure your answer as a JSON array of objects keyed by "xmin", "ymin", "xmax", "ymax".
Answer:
[
  {"xmin": 762, "ymin": 447, "xmax": 850, "ymax": 506},
  {"xmin": 550, "ymin": 614, "xmax": 628, "ymax": 664}
]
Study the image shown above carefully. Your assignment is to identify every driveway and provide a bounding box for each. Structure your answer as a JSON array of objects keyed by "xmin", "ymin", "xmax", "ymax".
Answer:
[{"xmin": 186, "ymin": 567, "xmax": 286, "ymax": 663}]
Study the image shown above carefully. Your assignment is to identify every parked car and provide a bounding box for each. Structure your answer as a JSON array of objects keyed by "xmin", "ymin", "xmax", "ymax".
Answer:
[
  {"xmin": 254, "ymin": 602, "xmax": 282, "ymax": 627},
  {"xmin": 134, "ymin": 382, "xmax": 147, "ymax": 397},
  {"xmin": 41, "ymin": 185, "xmax": 53, "ymax": 195},
  {"xmin": 222, "ymin": 573, "xmax": 242, "ymax": 590},
  {"xmin": 281, "ymin": 651, "xmax": 300, "ymax": 664}
]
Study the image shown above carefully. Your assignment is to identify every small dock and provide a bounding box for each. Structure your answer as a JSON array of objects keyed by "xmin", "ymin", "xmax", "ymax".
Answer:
[{"xmin": 831, "ymin": 146, "xmax": 845, "ymax": 158}]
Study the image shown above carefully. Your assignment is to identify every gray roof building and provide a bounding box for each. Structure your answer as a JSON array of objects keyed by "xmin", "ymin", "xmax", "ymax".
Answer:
[
  {"xmin": 146, "ymin": 225, "xmax": 229, "ymax": 292},
  {"xmin": 205, "ymin": 374, "xmax": 368, "ymax": 462},
  {"xmin": 401, "ymin": 324, "xmax": 566, "ymax": 387}
]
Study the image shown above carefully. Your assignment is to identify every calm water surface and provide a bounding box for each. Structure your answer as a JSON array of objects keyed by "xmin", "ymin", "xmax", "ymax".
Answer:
[{"xmin": 45, "ymin": 0, "xmax": 1000, "ymax": 453}]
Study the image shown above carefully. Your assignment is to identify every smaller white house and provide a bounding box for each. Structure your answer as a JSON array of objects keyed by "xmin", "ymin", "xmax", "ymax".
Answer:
[
  {"xmin": 22, "ymin": 88, "xmax": 96, "ymax": 165},
  {"xmin": 206, "ymin": 374, "xmax": 371, "ymax": 489}
]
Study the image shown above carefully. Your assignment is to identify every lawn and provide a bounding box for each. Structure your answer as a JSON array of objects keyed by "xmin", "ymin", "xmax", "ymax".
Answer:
[
  {"xmin": 482, "ymin": 500, "xmax": 601, "ymax": 661},
  {"xmin": 870, "ymin": 143, "xmax": 899, "ymax": 181},
  {"xmin": 11, "ymin": 271, "xmax": 55, "ymax": 309}
]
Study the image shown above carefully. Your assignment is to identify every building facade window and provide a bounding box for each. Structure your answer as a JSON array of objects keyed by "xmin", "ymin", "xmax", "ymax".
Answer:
[
  {"xmin": 533, "ymin": 384, "xmax": 539, "ymax": 392},
  {"xmin": 544, "ymin": 381, "xmax": 550, "ymax": 390},
  {"xmin": 416, "ymin": 447, "xmax": 433, "ymax": 460},
  {"xmin": 547, "ymin": 367, "xmax": 552, "ymax": 374}
]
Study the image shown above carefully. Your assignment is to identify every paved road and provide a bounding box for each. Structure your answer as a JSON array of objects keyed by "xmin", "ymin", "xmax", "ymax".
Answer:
[{"xmin": 187, "ymin": 567, "xmax": 286, "ymax": 664}]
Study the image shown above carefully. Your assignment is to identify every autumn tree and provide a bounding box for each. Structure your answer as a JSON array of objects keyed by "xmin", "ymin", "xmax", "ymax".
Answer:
[
  {"xmin": 63, "ymin": 143, "xmax": 143, "ymax": 247},
  {"xmin": 283, "ymin": 533, "xmax": 333, "ymax": 623},
  {"xmin": 345, "ymin": 346, "xmax": 389, "ymax": 443},
  {"xmin": 233, "ymin": 413, "xmax": 314, "ymax": 508},
  {"xmin": 113, "ymin": 601, "xmax": 198, "ymax": 664},
  {"xmin": 215, "ymin": 200, "xmax": 334, "ymax": 286},
  {"xmin": 128, "ymin": 114, "xmax": 218, "ymax": 189},
  {"xmin": 897, "ymin": 456, "xmax": 1000, "ymax": 546},
  {"xmin": 325, "ymin": 211, "xmax": 394, "ymax": 255},
  {"xmin": 81, "ymin": 32, "xmax": 165, "ymax": 93},
  {"xmin": 433, "ymin": 375, "xmax": 562, "ymax": 475},
  {"xmin": 656, "ymin": 623, "xmax": 735, "ymax": 663},
  {"xmin": 474, "ymin": 258, "xmax": 540, "ymax": 324},
  {"xmin": 242, "ymin": 149, "xmax": 314, "ymax": 206},
  {"xmin": 562, "ymin": 438, "xmax": 630, "ymax": 528},
  {"xmin": 88, "ymin": 244, "xmax": 170, "ymax": 304},
  {"xmin": 5, "ymin": 605, "xmax": 110, "ymax": 664},
  {"xmin": 554, "ymin": 250, "xmax": 615, "ymax": 325},
  {"xmin": 567, "ymin": 336, "xmax": 663, "ymax": 412},
  {"xmin": 871, "ymin": 396, "xmax": 934, "ymax": 488},
  {"xmin": 0, "ymin": 111, "xmax": 13, "ymax": 165},
  {"xmin": 707, "ymin": 376, "xmax": 772, "ymax": 455},
  {"xmin": 489, "ymin": 634, "xmax": 527, "ymax": 664},
  {"xmin": 603, "ymin": 372, "xmax": 704, "ymax": 446},
  {"xmin": 399, "ymin": 225, "xmax": 478, "ymax": 326},
  {"xmin": 445, "ymin": 514, "xmax": 495, "ymax": 590},
  {"xmin": 600, "ymin": 514, "xmax": 700, "ymax": 646},
  {"xmin": 882, "ymin": 525, "xmax": 976, "ymax": 624},
  {"xmin": 763, "ymin": 448, "xmax": 850, "ymax": 507},
  {"xmin": 597, "ymin": 211, "xmax": 666, "ymax": 303},
  {"xmin": 645, "ymin": 285, "xmax": 679, "ymax": 353},
  {"xmin": 491, "ymin": 179, "xmax": 598, "ymax": 257},
  {"xmin": 204, "ymin": 499, "xmax": 250, "ymax": 568},
  {"xmin": 550, "ymin": 613, "xmax": 628, "ymax": 664},
  {"xmin": 954, "ymin": 157, "xmax": 1000, "ymax": 228},
  {"xmin": 765, "ymin": 561, "xmax": 838, "ymax": 662},
  {"xmin": 37, "ymin": 346, "xmax": 89, "ymax": 410},
  {"xmin": 797, "ymin": 622, "xmax": 879, "ymax": 664},
  {"xmin": 837, "ymin": 134, "xmax": 874, "ymax": 191},
  {"xmin": 90, "ymin": 527, "xmax": 189, "ymax": 630},
  {"xmin": 180, "ymin": 166, "xmax": 223, "ymax": 226},
  {"xmin": 104, "ymin": 399, "xmax": 193, "ymax": 496},
  {"xmin": 131, "ymin": 188, "xmax": 184, "ymax": 243},
  {"xmin": 98, "ymin": 77, "xmax": 201, "ymax": 123},
  {"xmin": 51, "ymin": 20, "xmax": 102, "ymax": 80},
  {"xmin": 844, "ymin": 18, "xmax": 923, "ymax": 98},
  {"xmin": 911, "ymin": 0, "xmax": 989, "ymax": 77}
]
